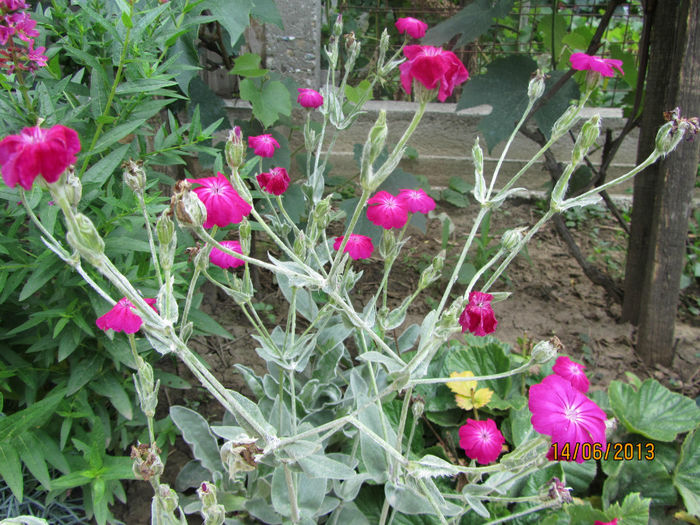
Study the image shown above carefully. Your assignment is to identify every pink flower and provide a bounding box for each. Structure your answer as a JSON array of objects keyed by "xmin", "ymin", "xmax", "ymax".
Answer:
[
  {"xmin": 594, "ymin": 520, "xmax": 618, "ymax": 525},
  {"xmin": 569, "ymin": 52, "xmax": 623, "ymax": 78},
  {"xmin": 458, "ymin": 418, "xmax": 505, "ymax": 464},
  {"xmin": 256, "ymin": 166, "xmax": 290, "ymax": 196},
  {"xmin": 248, "ymin": 134, "xmax": 280, "ymax": 158},
  {"xmin": 210, "ymin": 240, "xmax": 245, "ymax": 269},
  {"xmin": 297, "ymin": 88, "xmax": 324, "ymax": 109},
  {"xmin": 552, "ymin": 356, "xmax": 589, "ymax": 393},
  {"xmin": 96, "ymin": 297, "xmax": 158, "ymax": 334},
  {"xmin": 529, "ymin": 374, "xmax": 607, "ymax": 463},
  {"xmin": 187, "ymin": 173, "xmax": 252, "ymax": 228},
  {"xmin": 366, "ymin": 190, "xmax": 409, "ymax": 230},
  {"xmin": 0, "ymin": 0, "xmax": 28, "ymax": 12},
  {"xmin": 395, "ymin": 17, "xmax": 428, "ymax": 39},
  {"xmin": 398, "ymin": 188, "xmax": 435, "ymax": 214},
  {"xmin": 0, "ymin": 125, "xmax": 80, "ymax": 190},
  {"xmin": 333, "ymin": 234, "xmax": 374, "ymax": 260},
  {"xmin": 458, "ymin": 291, "xmax": 497, "ymax": 336},
  {"xmin": 400, "ymin": 45, "xmax": 469, "ymax": 102}
]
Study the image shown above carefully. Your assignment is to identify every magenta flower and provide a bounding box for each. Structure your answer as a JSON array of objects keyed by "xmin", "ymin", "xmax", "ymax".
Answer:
[
  {"xmin": 458, "ymin": 418, "xmax": 505, "ymax": 465},
  {"xmin": 398, "ymin": 188, "xmax": 435, "ymax": 214},
  {"xmin": 529, "ymin": 374, "xmax": 607, "ymax": 463},
  {"xmin": 96, "ymin": 297, "xmax": 158, "ymax": 334},
  {"xmin": 458, "ymin": 291, "xmax": 497, "ymax": 336},
  {"xmin": 0, "ymin": 125, "xmax": 80, "ymax": 190},
  {"xmin": 552, "ymin": 356, "xmax": 589, "ymax": 393},
  {"xmin": 256, "ymin": 166, "xmax": 290, "ymax": 196},
  {"xmin": 569, "ymin": 52, "xmax": 624, "ymax": 78},
  {"xmin": 400, "ymin": 45, "xmax": 469, "ymax": 102},
  {"xmin": 297, "ymin": 88, "xmax": 324, "ymax": 109},
  {"xmin": 395, "ymin": 17, "xmax": 428, "ymax": 39},
  {"xmin": 594, "ymin": 520, "xmax": 618, "ymax": 525},
  {"xmin": 210, "ymin": 240, "xmax": 245, "ymax": 269},
  {"xmin": 248, "ymin": 134, "xmax": 280, "ymax": 158},
  {"xmin": 333, "ymin": 234, "xmax": 374, "ymax": 260},
  {"xmin": 366, "ymin": 191, "xmax": 409, "ymax": 230},
  {"xmin": 187, "ymin": 173, "xmax": 252, "ymax": 228}
]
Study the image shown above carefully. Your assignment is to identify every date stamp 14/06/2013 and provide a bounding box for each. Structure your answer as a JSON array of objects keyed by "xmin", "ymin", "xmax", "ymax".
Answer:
[{"xmin": 550, "ymin": 442, "xmax": 655, "ymax": 462}]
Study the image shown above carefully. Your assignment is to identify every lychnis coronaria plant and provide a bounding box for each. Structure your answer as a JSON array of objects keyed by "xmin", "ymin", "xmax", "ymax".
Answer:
[{"xmin": 1, "ymin": 10, "xmax": 698, "ymax": 525}]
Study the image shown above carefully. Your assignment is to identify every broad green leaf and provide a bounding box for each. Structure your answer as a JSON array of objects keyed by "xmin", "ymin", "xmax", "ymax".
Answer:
[
  {"xmin": 0, "ymin": 388, "xmax": 65, "ymax": 441},
  {"xmin": 605, "ymin": 492, "xmax": 651, "ymax": 525},
  {"xmin": 227, "ymin": 389, "xmax": 277, "ymax": 439},
  {"xmin": 609, "ymin": 379, "xmax": 700, "ymax": 441},
  {"xmin": 91, "ymin": 374, "xmax": 133, "ymax": 420},
  {"xmin": 539, "ymin": 14, "xmax": 568, "ymax": 64},
  {"xmin": 444, "ymin": 343, "xmax": 511, "ymax": 398},
  {"xmin": 277, "ymin": 273, "xmax": 317, "ymax": 322},
  {"xmin": 188, "ymin": 308, "xmax": 234, "ymax": 339},
  {"xmin": 562, "ymin": 460, "xmax": 597, "ymax": 496},
  {"xmin": 188, "ymin": 77, "xmax": 226, "ymax": 131},
  {"xmin": 201, "ymin": 0, "xmax": 253, "ymax": 48},
  {"xmin": 602, "ymin": 458, "xmax": 677, "ymax": 507},
  {"xmin": 298, "ymin": 454, "xmax": 357, "ymax": 480},
  {"xmin": 345, "ymin": 80, "xmax": 372, "ymax": 104},
  {"xmin": 170, "ymin": 406, "xmax": 223, "ymax": 475},
  {"xmin": 441, "ymin": 188, "xmax": 470, "ymax": 208},
  {"xmin": 423, "ymin": 0, "xmax": 515, "ymax": 47},
  {"xmin": 0, "ymin": 443, "xmax": 23, "ymax": 501},
  {"xmin": 66, "ymin": 354, "xmax": 103, "ymax": 395},
  {"xmin": 673, "ymin": 427, "xmax": 700, "ymax": 516},
  {"xmin": 240, "ymin": 78, "xmax": 292, "ymax": 128},
  {"xmin": 250, "ymin": 0, "xmax": 283, "ymax": 28},
  {"xmin": 231, "ymin": 53, "xmax": 268, "ymax": 77},
  {"xmin": 297, "ymin": 471, "xmax": 327, "ymax": 519},
  {"xmin": 533, "ymin": 70, "xmax": 580, "ymax": 139},
  {"xmin": 90, "ymin": 67, "xmax": 108, "ymax": 119},
  {"xmin": 457, "ymin": 55, "xmax": 578, "ymax": 151},
  {"xmin": 16, "ymin": 432, "xmax": 51, "ymax": 490}
]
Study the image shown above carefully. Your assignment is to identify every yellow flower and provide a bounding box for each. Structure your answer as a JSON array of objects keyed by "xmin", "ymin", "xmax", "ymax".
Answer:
[{"xmin": 446, "ymin": 371, "xmax": 493, "ymax": 410}]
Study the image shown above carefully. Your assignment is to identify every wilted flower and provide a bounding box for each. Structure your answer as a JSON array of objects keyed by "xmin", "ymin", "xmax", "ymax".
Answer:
[
  {"xmin": 187, "ymin": 173, "xmax": 252, "ymax": 228},
  {"xmin": 297, "ymin": 88, "xmax": 324, "ymax": 109},
  {"xmin": 333, "ymin": 234, "xmax": 374, "ymax": 260},
  {"xmin": 400, "ymin": 45, "xmax": 469, "ymax": 102},
  {"xmin": 248, "ymin": 134, "xmax": 280, "ymax": 158},
  {"xmin": 96, "ymin": 297, "xmax": 158, "ymax": 334},
  {"xmin": 458, "ymin": 291, "xmax": 497, "ymax": 336},
  {"xmin": 529, "ymin": 374, "xmax": 606, "ymax": 463},
  {"xmin": 394, "ymin": 17, "xmax": 428, "ymax": 39},
  {"xmin": 446, "ymin": 371, "xmax": 493, "ymax": 410},
  {"xmin": 398, "ymin": 188, "xmax": 436, "ymax": 214},
  {"xmin": 547, "ymin": 477, "xmax": 573, "ymax": 503},
  {"xmin": 0, "ymin": 125, "xmax": 80, "ymax": 190},
  {"xmin": 210, "ymin": 240, "xmax": 245, "ymax": 269},
  {"xmin": 366, "ymin": 190, "xmax": 409, "ymax": 230},
  {"xmin": 569, "ymin": 52, "xmax": 623, "ymax": 77},
  {"xmin": 256, "ymin": 166, "xmax": 290, "ymax": 195},
  {"xmin": 552, "ymin": 355, "xmax": 589, "ymax": 393},
  {"xmin": 458, "ymin": 418, "xmax": 505, "ymax": 465}
]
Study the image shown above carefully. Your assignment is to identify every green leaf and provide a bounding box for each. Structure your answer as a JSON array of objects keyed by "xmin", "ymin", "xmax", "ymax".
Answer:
[
  {"xmin": 188, "ymin": 308, "xmax": 234, "ymax": 339},
  {"xmin": 298, "ymin": 454, "xmax": 357, "ymax": 480},
  {"xmin": 201, "ymin": 0, "xmax": 253, "ymax": 48},
  {"xmin": 562, "ymin": 460, "xmax": 597, "ymax": 496},
  {"xmin": 188, "ymin": 76, "xmax": 226, "ymax": 131},
  {"xmin": 345, "ymin": 80, "xmax": 372, "ymax": 104},
  {"xmin": 605, "ymin": 492, "xmax": 651, "ymax": 525},
  {"xmin": 231, "ymin": 53, "xmax": 268, "ymax": 77},
  {"xmin": 91, "ymin": 119, "xmax": 147, "ymax": 155},
  {"xmin": 448, "ymin": 176, "xmax": 471, "ymax": 195},
  {"xmin": 0, "ymin": 443, "xmax": 23, "ymax": 501},
  {"xmin": 444, "ymin": 343, "xmax": 511, "ymax": 398},
  {"xmin": 240, "ymin": 78, "xmax": 292, "ymax": 128},
  {"xmin": 0, "ymin": 388, "xmax": 65, "ymax": 441},
  {"xmin": 673, "ymin": 427, "xmax": 700, "ymax": 516},
  {"xmin": 19, "ymin": 254, "xmax": 61, "ymax": 301},
  {"xmin": 115, "ymin": 78, "xmax": 178, "ymax": 95},
  {"xmin": 423, "ymin": 0, "xmax": 515, "ymax": 47},
  {"xmin": 89, "ymin": 66, "xmax": 108, "ymax": 119},
  {"xmin": 66, "ymin": 354, "xmax": 103, "ymax": 395},
  {"xmin": 602, "ymin": 458, "xmax": 677, "ymax": 507},
  {"xmin": 170, "ymin": 406, "xmax": 223, "ymax": 475},
  {"xmin": 16, "ymin": 432, "xmax": 51, "ymax": 490},
  {"xmin": 609, "ymin": 379, "xmax": 700, "ymax": 441},
  {"xmin": 441, "ymin": 188, "xmax": 470, "ymax": 208},
  {"xmin": 250, "ymin": 0, "xmax": 283, "ymax": 28},
  {"xmin": 90, "ymin": 375, "xmax": 133, "ymax": 420}
]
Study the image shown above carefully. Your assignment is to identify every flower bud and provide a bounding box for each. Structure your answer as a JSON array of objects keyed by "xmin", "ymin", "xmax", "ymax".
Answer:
[
  {"xmin": 501, "ymin": 228, "xmax": 525, "ymax": 252},
  {"xmin": 571, "ymin": 114, "xmax": 600, "ymax": 165},
  {"xmin": 332, "ymin": 14, "xmax": 343, "ymax": 37},
  {"xmin": 361, "ymin": 110, "xmax": 388, "ymax": 188},
  {"xmin": 133, "ymin": 356, "xmax": 160, "ymax": 417},
  {"xmin": 551, "ymin": 105, "xmax": 580, "ymax": 138},
  {"xmin": 64, "ymin": 168, "xmax": 82, "ymax": 207},
  {"xmin": 197, "ymin": 483, "xmax": 225, "ymax": 525},
  {"xmin": 225, "ymin": 126, "xmax": 246, "ymax": 170},
  {"xmin": 528, "ymin": 70, "xmax": 546, "ymax": 103},
  {"xmin": 171, "ymin": 180, "xmax": 206, "ymax": 229},
  {"xmin": 293, "ymin": 231, "xmax": 306, "ymax": 258},
  {"xmin": 239, "ymin": 218, "xmax": 251, "ymax": 254},
  {"xmin": 471, "ymin": 138, "xmax": 486, "ymax": 203},
  {"xmin": 303, "ymin": 120, "xmax": 317, "ymax": 152},
  {"xmin": 379, "ymin": 229, "xmax": 396, "ymax": 259},
  {"xmin": 531, "ymin": 340, "xmax": 557, "ymax": 364},
  {"xmin": 418, "ymin": 250, "xmax": 445, "ymax": 289},
  {"xmin": 654, "ymin": 120, "xmax": 683, "ymax": 157},
  {"xmin": 67, "ymin": 213, "xmax": 105, "ymax": 264},
  {"xmin": 156, "ymin": 211, "xmax": 177, "ymax": 271},
  {"xmin": 156, "ymin": 484, "xmax": 179, "ymax": 514},
  {"xmin": 344, "ymin": 35, "xmax": 361, "ymax": 74},
  {"xmin": 378, "ymin": 28, "xmax": 390, "ymax": 66},
  {"xmin": 411, "ymin": 395, "xmax": 425, "ymax": 419},
  {"xmin": 123, "ymin": 159, "xmax": 146, "ymax": 194}
]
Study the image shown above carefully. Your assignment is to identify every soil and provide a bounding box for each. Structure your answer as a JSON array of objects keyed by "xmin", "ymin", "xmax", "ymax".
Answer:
[{"xmin": 113, "ymin": 197, "xmax": 700, "ymax": 524}]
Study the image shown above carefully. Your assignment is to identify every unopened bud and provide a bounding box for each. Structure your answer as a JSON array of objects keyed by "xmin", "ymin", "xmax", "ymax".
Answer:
[
  {"xmin": 531, "ymin": 340, "xmax": 557, "ymax": 364},
  {"xmin": 225, "ymin": 126, "xmax": 245, "ymax": 169},
  {"xmin": 501, "ymin": 228, "xmax": 525, "ymax": 252},
  {"xmin": 379, "ymin": 229, "xmax": 396, "ymax": 259},
  {"xmin": 122, "ymin": 159, "xmax": 146, "ymax": 193},
  {"xmin": 198, "ymin": 482, "xmax": 225, "ymax": 525},
  {"xmin": 312, "ymin": 195, "xmax": 332, "ymax": 230},
  {"xmin": 344, "ymin": 35, "xmax": 361, "ymax": 73},
  {"xmin": 361, "ymin": 110, "xmax": 388, "ymax": 188},
  {"xmin": 418, "ymin": 250, "xmax": 445, "ymax": 289},
  {"xmin": 654, "ymin": 120, "xmax": 684, "ymax": 157},
  {"xmin": 332, "ymin": 14, "xmax": 343, "ymax": 37},
  {"xmin": 67, "ymin": 213, "xmax": 105, "ymax": 264},
  {"xmin": 411, "ymin": 395, "xmax": 425, "ymax": 419},
  {"xmin": 551, "ymin": 105, "xmax": 580, "ymax": 138},
  {"xmin": 303, "ymin": 120, "xmax": 317, "ymax": 152},
  {"xmin": 378, "ymin": 28, "xmax": 390, "ymax": 65},
  {"xmin": 472, "ymin": 138, "xmax": 486, "ymax": 203},
  {"xmin": 571, "ymin": 114, "xmax": 600, "ymax": 165},
  {"xmin": 156, "ymin": 211, "xmax": 176, "ymax": 270},
  {"xmin": 156, "ymin": 484, "xmax": 179, "ymax": 514},
  {"xmin": 239, "ymin": 218, "xmax": 251, "ymax": 253},
  {"xmin": 64, "ymin": 168, "xmax": 82, "ymax": 207},
  {"xmin": 293, "ymin": 231, "xmax": 306, "ymax": 258},
  {"xmin": 528, "ymin": 70, "xmax": 546, "ymax": 103}
]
